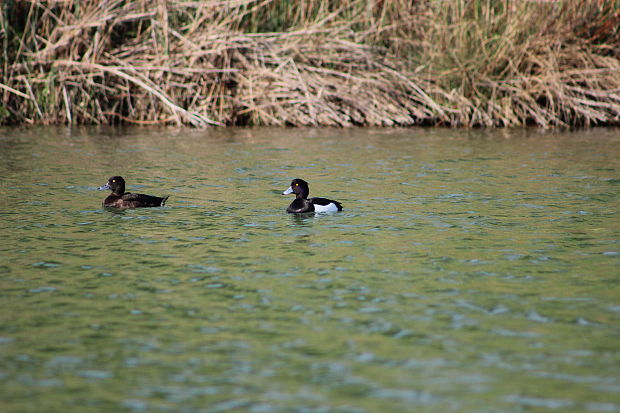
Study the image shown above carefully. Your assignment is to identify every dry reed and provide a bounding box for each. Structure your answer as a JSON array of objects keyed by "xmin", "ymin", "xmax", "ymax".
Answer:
[{"xmin": 1, "ymin": 0, "xmax": 619, "ymax": 127}]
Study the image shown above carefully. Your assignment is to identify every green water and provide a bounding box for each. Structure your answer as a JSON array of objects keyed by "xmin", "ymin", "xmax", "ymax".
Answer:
[{"xmin": 0, "ymin": 127, "xmax": 619, "ymax": 413}]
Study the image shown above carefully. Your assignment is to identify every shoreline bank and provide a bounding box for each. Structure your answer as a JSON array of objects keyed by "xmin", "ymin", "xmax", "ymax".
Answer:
[{"xmin": 2, "ymin": 0, "xmax": 619, "ymax": 128}]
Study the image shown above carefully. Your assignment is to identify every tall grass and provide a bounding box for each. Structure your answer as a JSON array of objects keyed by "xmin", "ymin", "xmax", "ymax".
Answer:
[{"xmin": 1, "ymin": 0, "xmax": 619, "ymax": 127}]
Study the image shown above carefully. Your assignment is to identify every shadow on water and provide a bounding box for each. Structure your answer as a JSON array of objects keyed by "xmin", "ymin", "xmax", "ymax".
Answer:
[{"xmin": 288, "ymin": 212, "xmax": 317, "ymax": 227}]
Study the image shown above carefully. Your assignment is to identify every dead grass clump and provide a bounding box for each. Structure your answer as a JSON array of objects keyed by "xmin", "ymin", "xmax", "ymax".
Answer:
[
  {"xmin": 417, "ymin": 0, "xmax": 620, "ymax": 127},
  {"xmin": 1, "ymin": 0, "xmax": 619, "ymax": 127}
]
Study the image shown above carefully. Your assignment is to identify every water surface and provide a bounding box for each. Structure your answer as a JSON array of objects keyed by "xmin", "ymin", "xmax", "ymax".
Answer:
[{"xmin": 1, "ymin": 127, "xmax": 619, "ymax": 413}]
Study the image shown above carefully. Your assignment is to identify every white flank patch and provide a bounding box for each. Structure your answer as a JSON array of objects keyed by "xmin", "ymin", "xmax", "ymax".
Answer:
[{"xmin": 313, "ymin": 203, "xmax": 339, "ymax": 213}]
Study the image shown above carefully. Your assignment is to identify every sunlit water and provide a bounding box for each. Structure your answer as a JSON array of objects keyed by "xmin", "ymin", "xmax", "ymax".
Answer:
[{"xmin": 0, "ymin": 126, "xmax": 619, "ymax": 413}]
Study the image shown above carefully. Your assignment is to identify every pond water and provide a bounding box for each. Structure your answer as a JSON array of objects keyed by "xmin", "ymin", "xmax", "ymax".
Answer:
[{"xmin": 0, "ymin": 126, "xmax": 619, "ymax": 413}]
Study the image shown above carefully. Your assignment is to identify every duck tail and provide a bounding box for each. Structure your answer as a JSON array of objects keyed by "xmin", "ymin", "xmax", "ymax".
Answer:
[{"xmin": 161, "ymin": 196, "xmax": 170, "ymax": 207}]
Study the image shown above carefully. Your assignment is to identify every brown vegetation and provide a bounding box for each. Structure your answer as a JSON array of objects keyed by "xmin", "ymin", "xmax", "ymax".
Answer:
[{"xmin": 1, "ymin": 0, "xmax": 619, "ymax": 127}]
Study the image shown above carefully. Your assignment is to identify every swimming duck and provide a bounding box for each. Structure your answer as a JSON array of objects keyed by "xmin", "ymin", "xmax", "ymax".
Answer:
[
  {"xmin": 98, "ymin": 176, "xmax": 169, "ymax": 209},
  {"xmin": 282, "ymin": 178, "xmax": 342, "ymax": 213}
]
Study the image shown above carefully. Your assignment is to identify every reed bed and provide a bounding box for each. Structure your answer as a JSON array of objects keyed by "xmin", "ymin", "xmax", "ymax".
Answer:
[{"xmin": 1, "ymin": 0, "xmax": 619, "ymax": 127}]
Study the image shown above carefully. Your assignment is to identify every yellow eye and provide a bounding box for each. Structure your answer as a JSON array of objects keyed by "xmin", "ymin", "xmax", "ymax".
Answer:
[
  {"xmin": 295, "ymin": 183, "xmax": 298, "ymax": 186},
  {"xmin": 112, "ymin": 180, "xmax": 116, "ymax": 183}
]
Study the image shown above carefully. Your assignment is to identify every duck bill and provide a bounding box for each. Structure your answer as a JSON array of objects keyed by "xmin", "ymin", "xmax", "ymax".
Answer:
[
  {"xmin": 282, "ymin": 186, "xmax": 293, "ymax": 195},
  {"xmin": 98, "ymin": 184, "xmax": 111, "ymax": 191}
]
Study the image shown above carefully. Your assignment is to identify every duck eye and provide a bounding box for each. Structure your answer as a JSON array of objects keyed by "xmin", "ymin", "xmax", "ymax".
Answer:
[
  {"xmin": 294, "ymin": 183, "xmax": 298, "ymax": 186},
  {"xmin": 112, "ymin": 180, "xmax": 116, "ymax": 183}
]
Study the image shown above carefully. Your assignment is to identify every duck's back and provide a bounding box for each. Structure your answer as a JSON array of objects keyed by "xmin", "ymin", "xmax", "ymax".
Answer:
[
  {"xmin": 310, "ymin": 197, "xmax": 343, "ymax": 212},
  {"xmin": 103, "ymin": 192, "xmax": 168, "ymax": 209},
  {"xmin": 286, "ymin": 197, "xmax": 343, "ymax": 213}
]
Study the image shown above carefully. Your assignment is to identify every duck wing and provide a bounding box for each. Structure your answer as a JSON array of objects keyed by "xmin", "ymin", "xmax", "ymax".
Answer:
[
  {"xmin": 121, "ymin": 192, "xmax": 169, "ymax": 207},
  {"xmin": 310, "ymin": 197, "xmax": 343, "ymax": 211}
]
